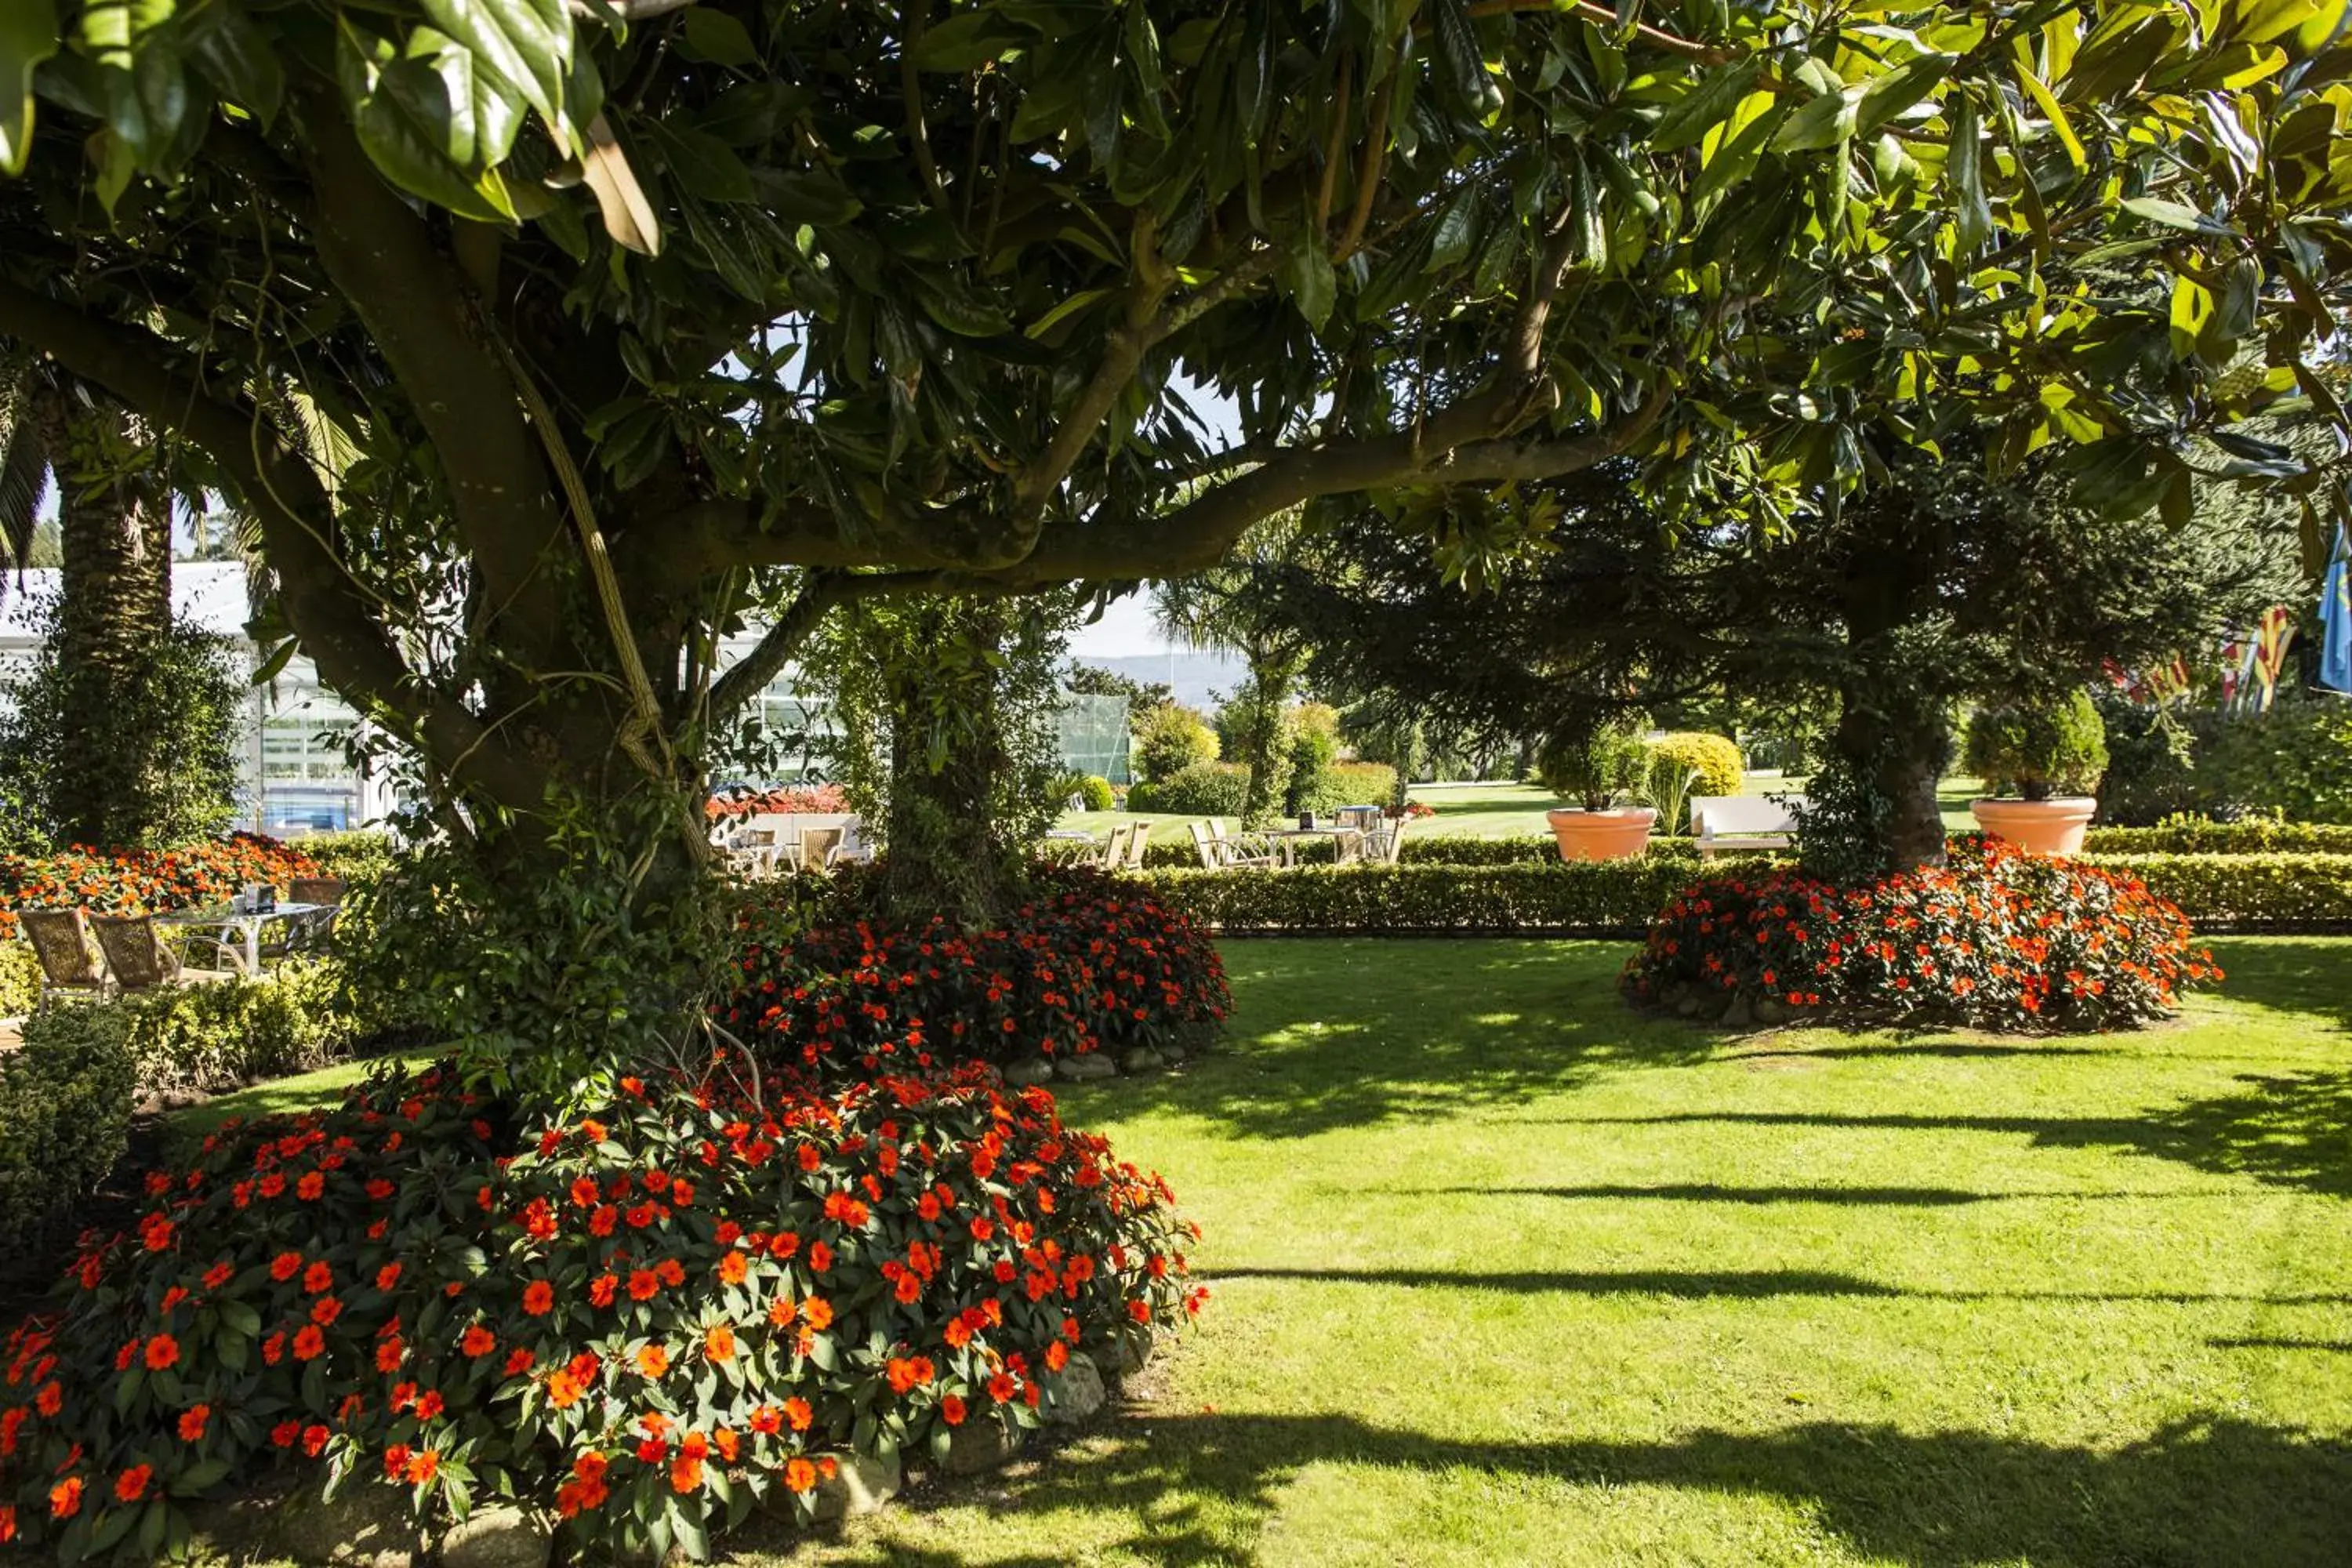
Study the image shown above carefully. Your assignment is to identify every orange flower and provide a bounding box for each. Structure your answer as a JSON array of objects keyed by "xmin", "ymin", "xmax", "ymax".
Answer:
[
  {"xmin": 405, "ymin": 1449, "xmax": 439, "ymax": 1484},
  {"xmin": 114, "ymin": 1465, "xmax": 151, "ymax": 1503},
  {"xmin": 303, "ymin": 1260, "xmax": 333, "ymax": 1294},
  {"xmin": 49, "ymin": 1476, "xmax": 82, "ymax": 1519},
  {"xmin": 941, "ymin": 1394, "xmax": 967, "ymax": 1426},
  {"xmin": 784, "ymin": 1396, "xmax": 813, "ymax": 1432},
  {"xmin": 628, "ymin": 1269, "xmax": 659, "ymax": 1301},
  {"xmin": 292, "ymin": 1325, "xmax": 327, "ymax": 1360},
  {"xmin": 782, "ymin": 1457, "xmax": 818, "ymax": 1494},
  {"xmin": 461, "ymin": 1324, "xmax": 498, "ymax": 1359},
  {"xmin": 766, "ymin": 1296, "xmax": 797, "ymax": 1328},
  {"xmin": 522, "ymin": 1280, "xmax": 555, "ymax": 1316},
  {"xmin": 547, "ymin": 1370, "xmax": 586, "ymax": 1409},
  {"xmin": 376, "ymin": 1262, "xmax": 402, "ymax": 1290},
  {"xmin": 669, "ymin": 1456, "xmax": 704, "ymax": 1493},
  {"xmin": 143, "ymin": 1334, "xmax": 180, "ymax": 1371},
  {"xmin": 704, "ymin": 1324, "xmax": 736, "ymax": 1362},
  {"xmin": 801, "ymin": 1297, "xmax": 833, "ymax": 1331},
  {"xmin": 179, "ymin": 1403, "xmax": 211, "ymax": 1442},
  {"xmin": 636, "ymin": 1344, "xmax": 670, "ymax": 1378},
  {"xmin": 717, "ymin": 1251, "xmax": 748, "ymax": 1285}
]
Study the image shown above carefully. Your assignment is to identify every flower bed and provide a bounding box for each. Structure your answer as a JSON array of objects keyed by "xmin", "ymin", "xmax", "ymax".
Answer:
[
  {"xmin": 724, "ymin": 866, "xmax": 1229, "ymax": 1076},
  {"xmin": 1621, "ymin": 836, "xmax": 2220, "ymax": 1030},
  {"xmin": 0, "ymin": 835, "xmax": 319, "ymax": 942},
  {"xmin": 706, "ymin": 785, "xmax": 850, "ymax": 820},
  {"xmin": 0, "ymin": 1058, "xmax": 1201, "ymax": 1561}
]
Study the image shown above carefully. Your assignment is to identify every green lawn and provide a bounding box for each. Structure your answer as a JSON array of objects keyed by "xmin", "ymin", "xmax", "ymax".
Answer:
[
  {"xmin": 1060, "ymin": 775, "xmax": 1989, "ymax": 850},
  {"xmin": 181, "ymin": 937, "xmax": 2352, "ymax": 1565}
]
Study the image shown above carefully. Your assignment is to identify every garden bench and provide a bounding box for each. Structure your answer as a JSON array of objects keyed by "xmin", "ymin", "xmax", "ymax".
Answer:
[{"xmin": 1690, "ymin": 795, "xmax": 1806, "ymax": 858}]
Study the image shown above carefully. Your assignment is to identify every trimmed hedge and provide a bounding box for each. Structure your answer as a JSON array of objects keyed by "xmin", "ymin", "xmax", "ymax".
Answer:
[
  {"xmin": 287, "ymin": 829, "xmax": 396, "ymax": 885},
  {"xmin": 0, "ymin": 942, "xmax": 38, "ymax": 1016},
  {"xmin": 2081, "ymin": 820, "xmax": 2352, "ymax": 855},
  {"xmin": 1125, "ymin": 762, "xmax": 1249, "ymax": 815},
  {"xmin": 19, "ymin": 959, "xmax": 370, "ymax": 1101},
  {"xmin": 0, "ymin": 1018, "xmax": 135, "ymax": 1261},
  {"xmin": 1136, "ymin": 851, "xmax": 2352, "ymax": 935}
]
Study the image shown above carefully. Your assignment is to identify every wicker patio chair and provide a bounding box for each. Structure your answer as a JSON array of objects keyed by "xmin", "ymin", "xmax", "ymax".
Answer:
[
  {"xmin": 797, "ymin": 826, "xmax": 846, "ymax": 872},
  {"xmin": 20, "ymin": 909, "xmax": 107, "ymax": 1004},
  {"xmin": 90, "ymin": 914, "xmax": 241, "ymax": 993}
]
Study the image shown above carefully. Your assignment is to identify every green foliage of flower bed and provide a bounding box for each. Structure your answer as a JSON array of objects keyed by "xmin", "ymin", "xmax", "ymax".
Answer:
[
  {"xmin": 0, "ymin": 1022, "xmax": 136, "ymax": 1264},
  {"xmin": 724, "ymin": 866, "xmax": 1229, "ymax": 1073},
  {"xmin": 20, "ymin": 960, "xmax": 373, "ymax": 1102},
  {"xmin": 1623, "ymin": 837, "xmax": 2217, "ymax": 1030},
  {"xmin": 0, "ymin": 1059, "xmax": 1200, "ymax": 1563}
]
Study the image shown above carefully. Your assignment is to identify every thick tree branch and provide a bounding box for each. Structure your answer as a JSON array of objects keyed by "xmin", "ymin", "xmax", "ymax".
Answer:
[
  {"xmin": 1465, "ymin": 0, "xmax": 1734, "ymax": 64},
  {"xmin": 295, "ymin": 85, "xmax": 566, "ymax": 656},
  {"xmin": 0, "ymin": 277, "xmax": 546, "ymax": 807},
  {"xmin": 706, "ymin": 566, "xmax": 1025, "ymax": 720}
]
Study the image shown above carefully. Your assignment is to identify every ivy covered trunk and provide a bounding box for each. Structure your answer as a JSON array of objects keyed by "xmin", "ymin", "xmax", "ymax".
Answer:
[
  {"xmin": 1831, "ymin": 684, "xmax": 1955, "ymax": 875},
  {"xmin": 36, "ymin": 390, "xmax": 173, "ymax": 848}
]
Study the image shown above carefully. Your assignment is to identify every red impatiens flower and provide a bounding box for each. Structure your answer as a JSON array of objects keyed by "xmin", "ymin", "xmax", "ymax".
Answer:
[
  {"xmin": 143, "ymin": 1335, "xmax": 180, "ymax": 1371},
  {"xmin": 521, "ymin": 1280, "xmax": 556, "ymax": 1316}
]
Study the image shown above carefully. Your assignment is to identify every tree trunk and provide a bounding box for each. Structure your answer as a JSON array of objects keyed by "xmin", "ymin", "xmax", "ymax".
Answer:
[
  {"xmin": 1828, "ymin": 677, "xmax": 1953, "ymax": 876},
  {"xmin": 35, "ymin": 390, "xmax": 173, "ymax": 848}
]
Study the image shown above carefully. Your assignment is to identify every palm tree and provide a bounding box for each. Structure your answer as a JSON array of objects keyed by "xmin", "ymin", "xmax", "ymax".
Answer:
[{"xmin": 0, "ymin": 354, "xmax": 180, "ymax": 846}]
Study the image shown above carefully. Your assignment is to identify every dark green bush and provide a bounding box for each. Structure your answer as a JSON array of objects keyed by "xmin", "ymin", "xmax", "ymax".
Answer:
[
  {"xmin": 2092, "ymin": 697, "xmax": 2223, "ymax": 825},
  {"xmin": 2201, "ymin": 699, "xmax": 2352, "ymax": 825},
  {"xmin": 1965, "ymin": 691, "xmax": 2108, "ymax": 799},
  {"xmin": 0, "ymin": 1011, "xmax": 134, "ymax": 1260},
  {"xmin": 1126, "ymin": 761, "xmax": 1250, "ymax": 816},
  {"xmin": 1535, "ymin": 724, "xmax": 1650, "ymax": 809},
  {"xmin": 20, "ymin": 958, "xmax": 369, "ymax": 1099}
]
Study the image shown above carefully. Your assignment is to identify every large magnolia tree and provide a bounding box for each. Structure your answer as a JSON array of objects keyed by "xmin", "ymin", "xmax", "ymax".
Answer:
[{"xmin": 2, "ymin": 0, "xmax": 2349, "ymax": 1065}]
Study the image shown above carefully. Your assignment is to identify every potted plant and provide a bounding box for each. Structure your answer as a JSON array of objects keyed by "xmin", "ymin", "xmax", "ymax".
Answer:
[
  {"xmin": 1538, "ymin": 722, "xmax": 1657, "ymax": 861},
  {"xmin": 1963, "ymin": 690, "xmax": 2109, "ymax": 855}
]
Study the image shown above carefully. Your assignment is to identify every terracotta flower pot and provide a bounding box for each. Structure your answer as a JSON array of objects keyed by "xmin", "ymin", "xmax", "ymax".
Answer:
[
  {"xmin": 1969, "ymin": 796, "xmax": 2096, "ymax": 856},
  {"xmin": 1544, "ymin": 806, "xmax": 1657, "ymax": 862}
]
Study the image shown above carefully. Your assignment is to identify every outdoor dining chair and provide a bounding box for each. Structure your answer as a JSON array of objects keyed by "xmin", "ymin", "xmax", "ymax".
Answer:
[
  {"xmin": 89, "ymin": 914, "xmax": 241, "ymax": 993},
  {"xmin": 1123, "ymin": 822, "xmax": 1152, "ymax": 870},
  {"xmin": 20, "ymin": 909, "xmax": 107, "ymax": 1004},
  {"xmin": 1097, "ymin": 822, "xmax": 1136, "ymax": 870},
  {"xmin": 797, "ymin": 826, "xmax": 846, "ymax": 871},
  {"xmin": 1362, "ymin": 815, "xmax": 1410, "ymax": 866},
  {"xmin": 1188, "ymin": 821, "xmax": 1222, "ymax": 869},
  {"xmin": 1206, "ymin": 819, "xmax": 1278, "ymax": 869}
]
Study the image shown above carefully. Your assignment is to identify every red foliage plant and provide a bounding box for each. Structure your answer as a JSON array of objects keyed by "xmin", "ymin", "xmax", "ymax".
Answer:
[
  {"xmin": 0, "ymin": 834, "xmax": 318, "ymax": 942},
  {"xmin": 706, "ymin": 786, "xmax": 850, "ymax": 821},
  {"xmin": 722, "ymin": 865, "xmax": 1229, "ymax": 1075},
  {"xmin": 0, "ymin": 1059, "xmax": 1201, "ymax": 1563},
  {"xmin": 1621, "ymin": 835, "xmax": 2221, "ymax": 1030}
]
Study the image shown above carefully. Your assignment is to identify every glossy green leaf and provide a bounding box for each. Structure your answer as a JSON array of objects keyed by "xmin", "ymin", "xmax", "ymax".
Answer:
[
  {"xmin": 0, "ymin": 0, "xmax": 59, "ymax": 174},
  {"xmin": 419, "ymin": 0, "xmax": 571, "ymax": 143},
  {"xmin": 183, "ymin": 0, "xmax": 281, "ymax": 124},
  {"xmin": 678, "ymin": 7, "xmax": 757, "ymax": 68},
  {"xmin": 1647, "ymin": 56, "xmax": 1761, "ymax": 152}
]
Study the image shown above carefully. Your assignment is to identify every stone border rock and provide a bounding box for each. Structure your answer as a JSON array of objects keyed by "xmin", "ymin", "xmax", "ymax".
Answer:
[{"xmin": 1000, "ymin": 1036, "xmax": 1200, "ymax": 1087}]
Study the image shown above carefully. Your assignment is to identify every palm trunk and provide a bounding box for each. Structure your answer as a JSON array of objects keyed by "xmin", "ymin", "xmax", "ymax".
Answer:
[{"xmin": 35, "ymin": 391, "xmax": 173, "ymax": 848}]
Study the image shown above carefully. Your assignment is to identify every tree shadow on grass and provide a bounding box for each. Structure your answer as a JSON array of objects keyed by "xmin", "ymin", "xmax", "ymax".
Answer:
[
  {"xmin": 769, "ymin": 1408, "xmax": 2352, "ymax": 1568},
  {"xmin": 1526, "ymin": 1067, "xmax": 2352, "ymax": 1199},
  {"xmin": 1059, "ymin": 939, "xmax": 1721, "ymax": 1138},
  {"xmin": 2199, "ymin": 939, "xmax": 2352, "ymax": 1032},
  {"xmin": 1208, "ymin": 1263, "xmax": 2352, "ymax": 1306}
]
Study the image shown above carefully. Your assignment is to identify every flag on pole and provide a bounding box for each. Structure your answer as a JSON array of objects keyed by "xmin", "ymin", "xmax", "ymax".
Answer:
[
  {"xmin": 2323, "ymin": 531, "xmax": 2351, "ymax": 695},
  {"xmin": 2252, "ymin": 607, "xmax": 2296, "ymax": 711}
]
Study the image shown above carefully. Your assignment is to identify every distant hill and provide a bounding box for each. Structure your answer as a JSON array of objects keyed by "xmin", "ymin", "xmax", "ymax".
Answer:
[{"xmin": 1074, "ymin": 652, "xmax": 1251, "ymax": 713}]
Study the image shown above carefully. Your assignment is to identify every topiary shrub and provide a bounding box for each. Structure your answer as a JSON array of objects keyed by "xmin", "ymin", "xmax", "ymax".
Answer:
[
  {"xmin": 1642, "ymin": 733, "xmax": 1744, "ymax": 799},
  {"xmin": 0, "ymin": 1014, "xmax": 136, "ymax": 1264},
  {"xmin": 0, "ymin": 1058, "xmax": 1203, "ymax": 1562},
  {"xmin": 1123, "ymin": 762, "xmax": 1249, "ymax": 817},
  {"xmin": 286, "ymin": 831, "xmax": 395, "ymax": 889},
  {"xmin": 1075, "ymin": 775, "xmax": 1117, "ymax": 812},
  {"xmin": 1535, "ymin": 724, "xmax": 1650, "ymax": 810},
  {"xmin": 724, "ymin": 865, "xmax": 1228, "ymax": 1074},
  {"xmin": 1964, "ymin": 691, "xmax": 2110, "ymax": 800},
  {"xmin": 1129, "ymin": 705, "xmax": 1218, "ymax": 784},
  {"xmin": 1621, "ymin": 834, "xmax": 2220, "ymax": 1030}
]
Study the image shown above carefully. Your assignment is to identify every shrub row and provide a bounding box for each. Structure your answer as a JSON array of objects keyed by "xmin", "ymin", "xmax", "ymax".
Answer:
[
  {"xmin": 0, "ymin": 835, "xmax": 320, "ymax": 942},
  {"xmin": 1134, "ymin": 851, "xmax": 2352, "ymax": 935},
  {"xmin": 2080, "ymin": 820, "xmax": 2352, "ymax": 855},
  {"xmin": 285, "ymin": 832, "xmax": 395, "ymax": 887},
  {"xmin": 0, "ymin": 1058, "xmax": 1202, "ymax": 1563}
]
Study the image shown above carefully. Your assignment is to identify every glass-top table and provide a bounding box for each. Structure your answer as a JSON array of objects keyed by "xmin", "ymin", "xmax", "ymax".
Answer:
[{"xmin": 155, "ymin": 902, "xmax": 333, "ymax": 973}]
